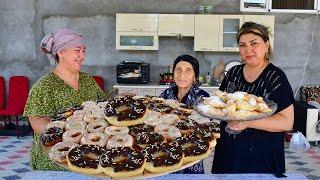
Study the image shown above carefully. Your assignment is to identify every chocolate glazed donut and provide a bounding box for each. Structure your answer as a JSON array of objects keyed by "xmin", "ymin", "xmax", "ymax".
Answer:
[
  {"xmin": 67, "ymin": 144, "xmax": 106, "ymax": 174},
  {"xmin": 136, "ymin": 132, "xmax": 165, "ymax": 149},
  {"xmin": 100, "ymin": 147, "xmax": 145, "ymax": 178},
  {"xmin": 129, "ymin": 124, "xmax": 154, "ymax": 138},
  {"xmin": 105, "ymin": 97, "xmax": 146, "ymax": 121},
  {"xmin": 143, "ymin": 143, "xmax": 184, "ymax": 173},
  {"xmin": 104, "ymin": 96, "xmax": 147, "ymax": 126},
  {"xmin": 41, "ymin": 127, "xmax": 63, "ymax": 146},
  {"xmin": 171, "ymin": 136, "xmax": 211, "ymax": 163}
]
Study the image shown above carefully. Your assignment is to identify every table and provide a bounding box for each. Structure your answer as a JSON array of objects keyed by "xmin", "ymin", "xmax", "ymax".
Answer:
[{"xmin": 21, "ymin": 171, "xmax": 307, "ymax": 180}]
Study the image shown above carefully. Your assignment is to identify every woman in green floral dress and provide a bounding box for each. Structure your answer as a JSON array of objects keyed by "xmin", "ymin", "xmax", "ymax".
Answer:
[{"xmin": 23, "ymin": 29, "xmax": 106, "ymax": 170}]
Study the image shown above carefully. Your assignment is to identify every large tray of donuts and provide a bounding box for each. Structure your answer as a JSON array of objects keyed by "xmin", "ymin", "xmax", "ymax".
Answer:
[
  {"xmin": 194, "ymin": 90, "xmax": 278, "ymax": 122},
  {"xmin": 41, "ymin": 95, "xmax": 219, "ymax": 179}
]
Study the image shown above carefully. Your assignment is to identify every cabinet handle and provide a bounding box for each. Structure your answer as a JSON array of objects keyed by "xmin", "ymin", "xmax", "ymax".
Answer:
[
  {"xmin": 130, "ymin": 28, "xmax": 138, "ymax": 31},
  {"xmin": 201, "ymin": 48, "xmax": 208, "ymax": 50}
]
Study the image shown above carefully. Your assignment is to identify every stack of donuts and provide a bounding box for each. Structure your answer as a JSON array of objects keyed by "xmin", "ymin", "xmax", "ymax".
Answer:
[
  {"xmin": 197, "ymin": 90, "xmax": 273, "ymax": 120},
  {"xmin": 41, "ymin": 95, "xmax": 219, "ymax": 178}
]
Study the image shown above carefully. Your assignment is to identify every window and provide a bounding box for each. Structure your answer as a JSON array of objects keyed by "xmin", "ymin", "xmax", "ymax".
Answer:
[{"xmin": 240, "ymin": 0, "xmax": 319, "ymax": 13}]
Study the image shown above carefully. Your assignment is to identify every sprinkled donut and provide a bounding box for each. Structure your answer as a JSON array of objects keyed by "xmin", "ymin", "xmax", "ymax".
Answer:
[
  {"xmin": 105, "ymin": 96, "xmax": 147, "ymax": 126},
  {"xmin": 136, "ymin": 132, "xmax": 164, "ymax": 149},
  {"xmin": 49, "ymin": 141, "xmax": 78, "ymax": 163},
  {"xmin": 67, "ymin": 144, "xmax": 105, "ymax": 174},
  {"xmin": 175, "ymin": 119, "xmax": 196, "ymax": 135},
  {"xmin": 41, "ymin": 127, "xmax": 63, "ymax": 146},
  {"xmin": 100, "ymin": 147, "xmax": 145, "ymax": 178},
  {"xmin": 106, "ymin": 134, "xmax": 134, "ymax": 149},
  {"xmin": 171, "ymin": 136, "xmax": 211, "ymax": 163},
  {"xmin": 129, "ymin": 124, "xmax": 153, "ymax": 138},
  {"xmin": 142, "ymin": 143, "xmax": 184, "ymax": 173}
]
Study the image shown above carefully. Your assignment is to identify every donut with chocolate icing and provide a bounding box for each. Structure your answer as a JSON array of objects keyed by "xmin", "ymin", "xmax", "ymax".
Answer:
[
  {"xmin": 105, "ymin": 96, "xmax": 147, "ymax": 126},
  {"xmin": 100, "ymin": 147, "xmax": 145, "ymax": 178},
  {"xmin": 136, "ymin": 132, "xmax": 164, "ymax": 149},
  {"xmin": 190, "ymin": 128, "xmax": 216, "ymax": 148},
  {"xmin": 47, "ymin": 121, "xmax": 66, "ymax": 131},
  {"xmin": 148, "ymin": 102, "xmax": 173, "ymax": 114},
  {"xmin": 171, "ymin": 136, "xmax": 211, "ymax": 163},
  {"xmin": 41, "ymin": 127, "xmax": 63, "ymax": 146},
  {"xmin": 67, "ymin": 144, "xmax": 105, "ymax": 174},
  {"xmin": 129, "ymin": 124, "xmax": 153, "ymax": 138},
  {"xmin": 175, "ymin": 119, "xmax": 196, "ymax": 135},
  {"xmin": 198, "ymin": 122, "xmax": 220, "ymax": 139},
  {"xmin": 142, "ymin": 143, "xmax": 184, "ymax": 173}
]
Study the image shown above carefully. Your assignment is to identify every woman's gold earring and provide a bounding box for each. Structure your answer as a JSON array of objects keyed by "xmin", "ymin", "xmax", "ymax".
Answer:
[{"xmin": 60, "ymin": 57, "xmax": 64, "ymax": 62}]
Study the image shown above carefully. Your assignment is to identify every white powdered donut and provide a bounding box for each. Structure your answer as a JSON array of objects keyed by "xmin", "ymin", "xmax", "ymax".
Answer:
[
  {"xmin": 81, "ymin": 101, "xmax": 97, "ymax": 107},
  {"xmin": 47, "ymin": 121, "xmax": 66, "ymax": 130},
  {"xmin": 106, "ymin": 134, "xmax": 134, "ymax": 149},
  {"xmin": 63, "ymin": 129, "xmax": 85, "ymax": 144},
  {"xmin": 81, "ymin": 132, "xmax": 109, "ymax": 147},
  {"xmin": 159, "ymin": 114, "xmax": 180, "ymax": 125},
  {"xmin": 143, "ymin": 111, "xmax": 162, "ymax": 126},
  {"xmin": 49, "ymin": 141, "xmax": 78, "ymax": 163},
  {"xmin": 66, "ymin": 113, "xmax": 84, "ymax": 123},
  {"xmin": 66, "ymin": 121, "xmax": 87, "ymax": 131},
  {"xmin": 104, "ymin": 126, "xmax": 129, "ymax": 136},
  {"xmin": 154, "ymin": 124, "xmax": 181, "ymax": 142},
  {"xmin": 87, "ymin": 119, "xmax": 108, "ymax": 133}
]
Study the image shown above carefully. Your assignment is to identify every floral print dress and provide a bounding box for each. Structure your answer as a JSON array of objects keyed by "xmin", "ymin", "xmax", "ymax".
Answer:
[{"xmin": 23, "ymin": 72, "xmax": 106, "ymax": 170}]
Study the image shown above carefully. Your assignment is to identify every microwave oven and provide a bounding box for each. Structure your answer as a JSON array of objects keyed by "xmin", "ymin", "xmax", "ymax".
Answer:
[{"xmin": 116, "ymin": 61, "xmax": 150, "ymax": 84}]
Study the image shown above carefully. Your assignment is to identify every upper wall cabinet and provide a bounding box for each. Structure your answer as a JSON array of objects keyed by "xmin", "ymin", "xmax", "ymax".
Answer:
[
  {"xmin": 116, "ymin": 14, "xmax": 158, "ymax": 32},
  {"xmin": 194, "ymin": 15, "xmax": 219, "ymax": 51},
  {"xmin": 243, "ymin": 15, "xmax": 275, "ymax": 50},
  {"xmin": 158, "ymin": 14, "xmax": 195, "ymax": 37},
  {"xmin": 219, "ymin": 15, "xmax": 244, "ymax": 52},
  {"xmin": 116, "ymin": 14, "xmax": 159, "ymax": 50}
]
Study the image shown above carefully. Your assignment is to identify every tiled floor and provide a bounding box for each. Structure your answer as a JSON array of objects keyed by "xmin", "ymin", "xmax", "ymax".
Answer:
[{"xmin": 0, "ymin": 135, "xmax": 320, "ymax": 180}]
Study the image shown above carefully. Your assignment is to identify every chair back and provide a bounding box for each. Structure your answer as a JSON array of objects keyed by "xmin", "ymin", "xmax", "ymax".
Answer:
[
  {"xmin": 7, "ymin": 76, "xmax": 29, "ymax": 114},
  {"xmin": 93, "ymin": 76, "xmax": 104, "ymax": 90},
  {"xmin": 0, "ymin": 76, "xmax": 4, "ymax": 109}
]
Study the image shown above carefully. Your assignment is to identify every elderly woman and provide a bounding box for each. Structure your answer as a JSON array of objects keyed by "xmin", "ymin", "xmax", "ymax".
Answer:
[
  {"xmin": 24, "ymin": 29, "xmax": 106, "ymax": 170},
  {"xmin": 160, "ymin": 54, "xmax": 209, "ymax": 174},
  {"xmin": 212, "ymin": 22, "xmax": 294, "ymax": 176}
]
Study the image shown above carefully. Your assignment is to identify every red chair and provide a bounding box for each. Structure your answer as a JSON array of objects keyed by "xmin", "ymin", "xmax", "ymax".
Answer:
[
  {"xmin": 0, "ymin": 76, "xmax": 29, "ymax": 138},
  {"xmin": 93, "ymin": 76, "xmax": 104, "ymax": 91},
  {"xmin": 0, "ymin": 76, "xmax": 4, "ymax": 110}
]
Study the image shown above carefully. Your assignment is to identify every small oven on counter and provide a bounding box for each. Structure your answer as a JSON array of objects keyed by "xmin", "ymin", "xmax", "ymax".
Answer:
[{"xmin": 116, "ymin": 61, "xmax": 150, "ymax": 84}]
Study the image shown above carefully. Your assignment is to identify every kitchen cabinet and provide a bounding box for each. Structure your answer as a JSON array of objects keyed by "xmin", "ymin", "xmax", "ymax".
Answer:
[
  {"xmin": 116, "ymin": 14, "xmax": 159, "ymax": 50},
  {"xmin": 116, "ymin": 14, "xmax": 158, "ymax": 32},
  {"xmin": 158, "ymin": 14, "xmax": 194, "ymax": 37},
  {"xmin": 194, "ymin": 15, "xmax": 220, "ymax": 51},
  {"xmin": 243, "ymin": 15, "xmax": 275, "ymax": 49},
  {"xmin": 219, "ymin": 15, "xmax": 244, "ymax": 52}
]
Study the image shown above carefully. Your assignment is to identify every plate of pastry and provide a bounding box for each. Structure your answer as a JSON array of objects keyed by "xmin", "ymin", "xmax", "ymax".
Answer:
[
  {"xmin": 194, "ymin": 90, "xmax": 277, "ymax": 121},
  {"xmin": 41, "ymin": 96, "xmax": 218, "ymax": 179}
]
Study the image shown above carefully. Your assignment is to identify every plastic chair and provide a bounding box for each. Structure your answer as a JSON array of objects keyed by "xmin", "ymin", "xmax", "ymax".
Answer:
[
  {"xmin": 93, "ymin": 76, "xmax": 104, "ymax": 91},
  {"xmin": 0, "ymin": 76, "xmax": 29, "ymax": 138},
  {"xmin": 0, "ymin": 76, "xmax": 4, "ymax": 110}
]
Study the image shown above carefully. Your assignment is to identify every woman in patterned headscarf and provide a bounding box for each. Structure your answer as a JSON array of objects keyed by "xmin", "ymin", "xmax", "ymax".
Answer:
[
  {"xmin": 212, "ymin": 22, "xmax": 294, "ymax": 177},
  {"xmin": 159, "ymin": 54, "xmax": 209, "ymax": 174},
  {"xmin": 24, "ymin": 29, "xmax": 106, "ymax": 170}
]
